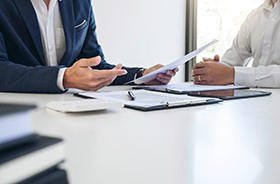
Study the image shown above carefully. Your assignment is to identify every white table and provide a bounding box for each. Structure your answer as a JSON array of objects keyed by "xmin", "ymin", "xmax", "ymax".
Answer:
[{"xmin": 1, "ymin": 86, "xmax": 279, "ymax": 184}]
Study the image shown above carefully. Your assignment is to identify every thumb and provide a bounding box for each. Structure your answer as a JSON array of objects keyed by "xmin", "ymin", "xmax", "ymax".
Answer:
[
  {"xmin": 113, "ymin": 64, "xmax": 127, "ymax": 75},
  {"xmin": 113, "ymin": 63, "xmax": 123, "ymax": 70},
  {"xmin": 214, "ymin": 54, "xmax": 220, "ymax": 62},
  {"xmin": 77, "ymin": 56, "xmax": 101, "ymax": 68}
]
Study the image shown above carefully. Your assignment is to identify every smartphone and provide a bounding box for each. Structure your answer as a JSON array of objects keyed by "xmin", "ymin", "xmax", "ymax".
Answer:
[{"xmin": 188, "ymin": 89, "xmax": 271, "ymax": 100}]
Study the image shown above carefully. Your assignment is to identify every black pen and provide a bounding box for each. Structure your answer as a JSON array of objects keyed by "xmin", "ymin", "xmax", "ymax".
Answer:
[{"xmin": 127, "ymin": 91, "xmax": 136, "ymax": 101}]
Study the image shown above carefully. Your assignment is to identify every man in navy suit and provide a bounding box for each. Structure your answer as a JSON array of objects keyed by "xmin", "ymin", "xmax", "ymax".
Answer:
[{"xmin": 0, "ymin": 0, "xmax": 177, "ymax": 93}]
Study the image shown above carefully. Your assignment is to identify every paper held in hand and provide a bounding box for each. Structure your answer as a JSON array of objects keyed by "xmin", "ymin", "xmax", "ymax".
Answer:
[{"xmin": 125, "ymin": 39, "xmax": 218, "ymax": 85}]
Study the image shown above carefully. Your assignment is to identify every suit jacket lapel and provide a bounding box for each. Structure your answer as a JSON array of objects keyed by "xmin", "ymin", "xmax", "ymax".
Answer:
[
  {"xmin": 58, "ymin": 0, "xmax": 75, "ymax": 65},
  {"xmin": 12, "ymin": 0, "xmax": 46, "ymax": 65}
]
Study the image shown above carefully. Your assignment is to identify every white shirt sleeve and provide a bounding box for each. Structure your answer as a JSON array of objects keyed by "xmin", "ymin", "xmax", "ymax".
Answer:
[
  {"xmin": 221, "ymin": 4, "xmax": 280, "ymax": 88},
  {"xmin": 234, "ymin": 67, "xmax": 255, "ymax": 86},
  {"xmin": 57, "ymin": 68, "xmax": 67, "ymax": 91},
  {"xmin": 221, "ymin": 16, "xmax": 253, "ymax": 67}
]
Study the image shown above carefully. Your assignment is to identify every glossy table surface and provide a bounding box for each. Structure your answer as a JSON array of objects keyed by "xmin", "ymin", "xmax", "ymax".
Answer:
[{"xmin": 0, "ymin": 86, "xmax": 279, "ymax": 184}]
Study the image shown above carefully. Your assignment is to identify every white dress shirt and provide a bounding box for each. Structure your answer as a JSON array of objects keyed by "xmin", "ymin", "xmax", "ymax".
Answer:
[
  {"xmin": 222, "ymin": 0, "xmax": 280, "ymax": 88},
  {"xmin": 31, "ymin": 0, "xmax": 66, "ymax": 90}
]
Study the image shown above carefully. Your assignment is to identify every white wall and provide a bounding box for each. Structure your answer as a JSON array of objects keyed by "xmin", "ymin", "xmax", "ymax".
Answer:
[{"xmin": 92, "ymin": 0, "xmax": 186, "ymax": 83}]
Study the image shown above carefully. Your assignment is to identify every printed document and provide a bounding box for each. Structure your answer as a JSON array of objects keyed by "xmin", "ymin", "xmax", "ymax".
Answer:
[
  {"xmin": 126, "ymin": 39, "xmax": 218, "ymax": 84},
  {"xmin": 77, "ymin": 90, "xmax": 221, "ymax": 111}
]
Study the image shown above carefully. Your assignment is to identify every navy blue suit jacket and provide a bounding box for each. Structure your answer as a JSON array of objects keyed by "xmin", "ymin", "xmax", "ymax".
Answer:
[{"xmin": 0, "ymin": 0, "xmax": 140, "ymax": 93}]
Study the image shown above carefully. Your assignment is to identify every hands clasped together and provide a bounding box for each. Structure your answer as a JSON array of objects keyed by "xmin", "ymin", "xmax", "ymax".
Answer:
[{"xmin": 192, "ymin": 54, "xmax": 235, "ymax": 85}]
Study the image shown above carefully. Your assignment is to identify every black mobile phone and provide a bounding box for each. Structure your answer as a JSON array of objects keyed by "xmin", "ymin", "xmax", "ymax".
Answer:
[{"xmin": 188, "ymin": 89, "xmax": 271, "ymax": 100}]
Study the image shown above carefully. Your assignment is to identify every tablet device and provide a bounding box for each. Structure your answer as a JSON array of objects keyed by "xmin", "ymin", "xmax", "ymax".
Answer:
[
  {"xmin": 133, "ymin": 84, "xmax": 248, "ymax": 94},
  {"xmin": 187, "ymin": 89, "xmax": 271, "ymax": 100}
]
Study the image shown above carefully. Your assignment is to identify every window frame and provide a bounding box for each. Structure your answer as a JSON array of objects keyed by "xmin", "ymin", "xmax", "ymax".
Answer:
[{"xmin": 185, "ymin": 0, "xmax": 197, "ymax": 81}]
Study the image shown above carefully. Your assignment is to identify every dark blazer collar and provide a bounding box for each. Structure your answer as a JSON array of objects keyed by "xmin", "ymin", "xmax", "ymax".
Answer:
[
  {"xmin": 12, "ymin": 0, "xmax": 46, "ymax": 65},
  {"xmin": 12, "ymin": 0, "xmax": 75, "ymax": 66}
]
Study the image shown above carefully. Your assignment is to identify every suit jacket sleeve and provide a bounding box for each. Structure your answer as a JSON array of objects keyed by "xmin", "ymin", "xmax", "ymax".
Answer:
[{"xmin": 0, "ymin": 29, "xmax": 63, "ymax": 93}]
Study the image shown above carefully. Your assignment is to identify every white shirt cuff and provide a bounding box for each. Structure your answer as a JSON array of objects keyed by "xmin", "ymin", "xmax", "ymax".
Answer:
[
  {"xmin": 234, "ymin": 66, "xmax": 256, "ymax": 87},
  {"xmin": 57, "ymin": 68, "xmax": 67, "ymax": 91}
]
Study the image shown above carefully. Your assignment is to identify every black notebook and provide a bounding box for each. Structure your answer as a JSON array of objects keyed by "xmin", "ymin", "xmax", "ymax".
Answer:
[
  {"xmin": 0, "ymin": 103, "xmax": 36, "ymax": 115},
  {"xmin": 0, "ymin": 136, "xmax": 65, "ymax": 184},
  {"xmin": 0, "ymin": 133, "xmax": 39, "ymax": 152},
  {"xmin": 19, "ymin": 167, "xmax": 69, "ymax": 184},
  {"xmin": 0, "ymin": 103, "xmax": 36, "ymax": 151}
]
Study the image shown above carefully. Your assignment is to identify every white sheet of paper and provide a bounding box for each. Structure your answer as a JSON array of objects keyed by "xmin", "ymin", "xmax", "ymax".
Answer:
[
  {"xmin": 78, "ymin": 90, "xmax": 210, "ymax": 108},
  {"xmin": 46, "ymin": 99, "xmax": 123, "ymax": 112},
  {"xmin": 126, "ymin": 39, "xmax": 218, "ymax": 84}
]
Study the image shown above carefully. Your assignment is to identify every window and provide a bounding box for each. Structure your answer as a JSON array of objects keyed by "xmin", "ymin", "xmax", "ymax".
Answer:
[{"xmin": 196, "ymin": 0, "xmax": 264, "ymax": 62}]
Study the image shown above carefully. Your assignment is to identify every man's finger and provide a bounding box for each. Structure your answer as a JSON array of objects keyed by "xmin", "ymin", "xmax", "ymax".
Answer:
[
  {"xmin": 93, "ymin": 69, "xmax": 127, "ymax": 79},
  {"xmin": 88, "ymin": 78, "xmax": 115, "ymax": 91},
  {"xmin": 192, "ymin": 67, "xmax": 207, "ymax": 76},
  {"xmin": 193, "ymin": 62, "xmax": 207, "ymax": 69},
  {"xmin": 166, "ymin": 70, "xmax": 177, "ymax": 76},
  {"xmin": 113, "ymin": 63, "xmax": 123, "ymax": 70},
  {"xmin": 157, "ymin": 73, "xmax": 172, "ymax": 80},
  {"xmin": 214, "ymin": 54, "xmax": 220, "ymax": 61},
  {"xmin": 151, "ymin": 64, "xmax": 164, "ymax": 70},
  {"xmin": 77, "ymin": 56, "xmax": 101, "ymax": 68}
]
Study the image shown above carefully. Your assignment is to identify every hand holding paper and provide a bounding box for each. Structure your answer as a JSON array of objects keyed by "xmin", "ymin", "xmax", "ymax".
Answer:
[
  {"xmin": 142, "ymin": 64, "xmax": 178, "ymax": 85},
  {"xmin": 126, "ymin": 39, "xmax": 218, "ymax": 84}
]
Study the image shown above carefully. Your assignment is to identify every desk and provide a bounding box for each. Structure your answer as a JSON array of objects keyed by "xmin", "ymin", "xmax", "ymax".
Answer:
[{"xmin": 1, "ymin": 86, "xmax": 280, "ymax": 184}]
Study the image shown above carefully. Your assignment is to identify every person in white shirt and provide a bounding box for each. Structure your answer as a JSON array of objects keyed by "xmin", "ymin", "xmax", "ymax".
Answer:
[{"xmin": 192, "ymin": 0, "xmax": 280, "ymax": 88}]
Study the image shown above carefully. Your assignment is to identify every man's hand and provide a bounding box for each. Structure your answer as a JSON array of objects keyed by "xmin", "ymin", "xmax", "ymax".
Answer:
[
  {"xmin": 143, "ymin": 64, "xmax": 179, "ymax": 85},
  {"xmin": 63, "ymin": 56, "xmax": 127, "ymax": 91},
  {"xmin": 192, "ymin": 61, "xmax": 235, "ymax": 85}
]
